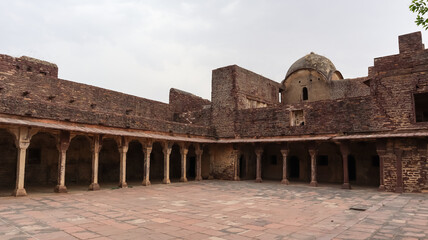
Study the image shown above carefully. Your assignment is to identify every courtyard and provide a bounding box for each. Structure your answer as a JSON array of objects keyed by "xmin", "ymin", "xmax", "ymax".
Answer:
[{"xmin": 0, "ymin": 181, "xmax": 427, "ymax": 240}]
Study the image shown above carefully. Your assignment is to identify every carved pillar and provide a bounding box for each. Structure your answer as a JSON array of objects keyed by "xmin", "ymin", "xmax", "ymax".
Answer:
[
  {"xmin": 55, "ymin": 131, "xmax": 70, "ymax": 193},
  {"xmin": 255, "ymin": 147, "xmax": 263, "ymax": 183},
  {"xmin": 376, "ymin": 140, "xmax": 386, "ymax": 191},
  {"xmin": 163, "ymin": 143, "xmax": 172, "ymax": 184},
  {"xmin": 118, "ymin": 137, "xmax": 129, "ymax": 188},
  {"xmin": 395, "ymin": 148, "xmax": 403, "ymax": 193},
  {"xmin": 12, "ymin": 127, "xmax": 34, "ymax": 197},
  {"xmin": 180, "ymin": 146, "xmax": 188, "ymax": 182},
  {"xmin": 195, "ymin": 146, "xmax": 203, "ymax": 181},
  {"xmin": 338, "ymin": 142, "xmax": 351, "ymax": 189},
  {"xmin": 308, "ymin": 147, "xmax": 318, "ymax": 187},
  {"xmin": 281, "ymin": 149, "xmax": 289, "ymax": 185},
  {"xmin": 142, "ymin": 144, "xmax": 152, "ymax": 186},
  {"xmin": 233, "ymin": 150, "xmax": 240, "ymax": 181},
  {"xmin": 89, "ymin": 135, "xmax": 101, "ymax": 191}
]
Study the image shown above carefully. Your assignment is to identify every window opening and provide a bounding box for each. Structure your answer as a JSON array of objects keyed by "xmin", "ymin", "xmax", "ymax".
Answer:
[
  {"xmin": 302, "ymin": 87, "xmax": 308, "ymax": 101},
  {"xmin": 414, "ymin": 92, "xmax": 428, "ymax": 122}
]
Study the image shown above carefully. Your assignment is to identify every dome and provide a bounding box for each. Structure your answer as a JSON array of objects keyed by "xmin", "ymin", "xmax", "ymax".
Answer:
[{"xmin": 285, "ymin": 52, "xmax": 342, "ymax": 81}]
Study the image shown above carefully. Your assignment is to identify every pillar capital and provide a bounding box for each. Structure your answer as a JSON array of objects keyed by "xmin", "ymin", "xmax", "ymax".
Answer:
[
  {"xmin": 280, "ymin": 149, "xmax": 289, "ymax": 156},
  {"xmin": 180, "ymin": 147, "xmax": 188, "ymax": 155},
  {"xmin": 308, "ymin": 148, "xmax": 318, "ymax": 156},
  {"xmin": 255, "ymin": 147, "xmax": 263, "ymax": 156},
  {"xmin": 195, "ymin": 149, "xmax": 203, "ymax": 156},
  {"xmin": 90, "ymin": 135, "xmax": 102, "ymax": 153},
  {"xmin": 57, "ymin": 131, "xmax": 71, "ymax": 152}
]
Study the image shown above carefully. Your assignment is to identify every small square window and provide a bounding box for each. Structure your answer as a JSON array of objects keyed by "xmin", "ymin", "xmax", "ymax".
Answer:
[{"xmin": 290, "ymin": 110, "xmax": 304, "ymax": 126}]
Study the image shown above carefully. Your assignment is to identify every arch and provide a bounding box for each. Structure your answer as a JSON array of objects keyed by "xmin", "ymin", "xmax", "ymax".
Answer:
[
  {"xmin": 187, "ymin": 144, "xmax": 196, "ymax": 180},
  {"xmin": 0, "ymin": 128, "xmax": 18, "ymax": 196},
  {"xmin": 66, "ymin": 135, "xmax": 91, "ymax": 187},
  {"xmin": 127, "ymin": 140, "xmax": 144, "ymax": 182},
  {"xmin": 99, "ymin": 138, "xmax": 120, "ymax": 184},
  {"xmin": 302, "ymin": 87, "xmax": 308, "ymax": 101},
  {"xmin": 149, "ymin": 142, "xmax": 164, "ymax": 182},
  {"xmin": 169, "ymin": 143, "xmax": 181, "ymax": 181},
  {"xmin": 201, "ymin": 145, "xmax": 210, "ymax": 179},
  {"xmin": 25, "ymin": 132, "xmax": 58, "ymax": 191}
]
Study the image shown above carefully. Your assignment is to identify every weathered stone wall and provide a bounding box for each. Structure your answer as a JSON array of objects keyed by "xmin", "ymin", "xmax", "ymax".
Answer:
[
  {"xmin": 210, "ymin": 144, "xmax": 236, "ymax": 180},
  {"xmin": 0, "ymin": 54, "xmax": 58, "ymax": 78},
  {"xmin": 381, "ymin": 138, "xmax": 428, "ymax": 193}
]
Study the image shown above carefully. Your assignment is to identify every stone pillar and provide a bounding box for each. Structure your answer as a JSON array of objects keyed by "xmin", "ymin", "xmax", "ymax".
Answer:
[
  {"xmin": 195, "ymin": 146, "xmax": 203, "ymax": 181},
  {"xmin": 338, "ymin": 142, "xmax": 351, "ymax": 189},
  {"xmin": 308, "ymin": 147, "xmax": 318, "ymax": 187},
  {"xmin": 255, "ymin": 147, "xmax": 263, "ymax": 183},
  {"xmin": 281, "ymin": 149, "xmax": 289, "ymax": 185},
  {"xmin": 55, "ymin": 131, "xmax": 70, "ymax": 193},
  {"xmin": 208, "ymin": 152, "xmax": 214, "ymax": 180},
  {"xmin": 180, "ymin": 146, "xmax": 188, "ymax": 182},
  {"xmin": 89, "ymin": 136, "xmax": 101, "ymax": 191},
  {"xmin": 142, "ymin": 144, "xmax": 152, "ymax": 186},
  {"xmin": 12, "ymin": 127, "xmax": 34, "ymax": 197},
  {"xmin": 376, "ymin": 140, "xmax": 386, "ymax": 191},
  {"xmin": 233, "ymin": 151, "xmax": 240, "ymax": 181},
  {"xmin": 118, "ymin": 137, "xmax": 129, "ymax": 188},
  {"xmin": 395, "ymin": 148, "xmax": 403, "ymax": 193},
  {"xmin": 163, "ymin": 143, "xmax": 172, "ymax": 184}
]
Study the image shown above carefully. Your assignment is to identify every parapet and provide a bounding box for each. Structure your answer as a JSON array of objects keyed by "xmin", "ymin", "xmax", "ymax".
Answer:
[
  {"xmin": 0, "ymin": 54, "xmax": 58, "ymax": 78},
  {"xmin": 399, "ymin": 31, "xmax": 424, "ymax": 54}
]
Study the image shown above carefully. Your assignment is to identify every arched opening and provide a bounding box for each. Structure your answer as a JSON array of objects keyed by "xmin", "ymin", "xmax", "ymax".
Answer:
[
  {"xmin": 187, "ymin": 145, "xmax": 196, "ymax": 180},
  {"xmin": 127, "ymin": 140, "xmax": 144, "ymax": 183},
  {"xmin": 348, "ymin": 155, "xmax": 356, "ymax": 181},
  {"xmin": 99, "ymin": 138, "xmax": 120, "ymax": 185},
  {"xmin": 239, "ymin": 155, "xmax": 246, "ymax": 179},
  {"xmin": 0, "ymin": 129, "xmax": 17, "ymax": 196},
  {"xmin": 349, "ymin": 142, "xmax": 379, "ymax": 187},
  {"xmin": 202, "ymin": 145, "xmax": 210, "ymax": 179},
  {"xmin": 150, "ymin": 142, "xmax": 164, "ymax": 183},
  {"xmin": 170, "ymin": 144, "xmax": 181, "ymax": 181},
  {"xmin": 302, "ymin": 87, "xmax": 308, "ymax": 101},
  {"xmin": 289, "ymin": 156, "xmax": 300, "ymax": 179},
  {"xmin": 66, "ymin": 135, "xmax": 91, "ymax": 189},
  {"xmin": 26, "ymin": 132, "xmax": 58, "ymax": 192}
]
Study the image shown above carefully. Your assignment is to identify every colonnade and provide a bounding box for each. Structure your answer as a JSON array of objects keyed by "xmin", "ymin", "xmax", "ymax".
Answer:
[{"xmin": 6, "ymin": 127, "xmax": 206, "ymax": 196}]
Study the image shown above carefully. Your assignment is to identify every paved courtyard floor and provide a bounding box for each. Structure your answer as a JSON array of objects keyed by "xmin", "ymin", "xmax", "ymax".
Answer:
[{"xmin": 0, "ymin": 180, "xmax": 427, "ymax": 240}]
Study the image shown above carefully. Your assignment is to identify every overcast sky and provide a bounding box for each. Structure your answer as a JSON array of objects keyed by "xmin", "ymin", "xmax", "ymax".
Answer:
[{"xmin": 0, "ymin": 0, "xmax": 425, "ymax": 103}]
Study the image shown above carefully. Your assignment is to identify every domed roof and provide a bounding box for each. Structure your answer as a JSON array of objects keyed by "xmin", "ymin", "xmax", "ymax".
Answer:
[{"xmin": 285, "ymin": 52, "xmax": 340, "ymax": 81}]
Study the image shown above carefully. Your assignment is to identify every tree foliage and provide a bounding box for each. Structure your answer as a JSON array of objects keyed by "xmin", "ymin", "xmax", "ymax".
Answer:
[{"xmin": 410, "ymin": 0, "xmax": 428, "ymax": 30}]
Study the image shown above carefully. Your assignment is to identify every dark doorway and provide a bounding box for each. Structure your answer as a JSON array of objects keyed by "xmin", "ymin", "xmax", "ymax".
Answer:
[
  {"xmin": 289, "ymin": 156, "xmax": 300, "ymax": 179},
  {"xmin": 348, "ymin": 155, "xmax": 356, "ymax": 181},
  {"xmin": 187, "ymin": 157, "xmax": 196, "ymax": 179},
  {"xmin": 239, "ymin": 155, "xmax": 246, "ymax": 179}
]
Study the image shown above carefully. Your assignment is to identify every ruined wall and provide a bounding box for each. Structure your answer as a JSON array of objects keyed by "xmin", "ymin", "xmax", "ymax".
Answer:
[
  {"xmin": 0, "ymin": 54, "xmax": 58, "ymax": 78},
  {"xmin": 234, "ymin": 66, "xmax": 281, "ymax": 109},
  {"xmin": 0, "ymin": 65, "xmax": 212, "ymax": 136},
  {"xmin": 169, "ymin": 88, "xmax": 210, "ymax": 114}
]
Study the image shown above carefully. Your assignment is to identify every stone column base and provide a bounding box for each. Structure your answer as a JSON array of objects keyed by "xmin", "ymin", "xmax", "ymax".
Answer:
[
  {"xmin": 310, "ymin": 181, "xmax": 318, "ymax": 187},
  {"xmin": 255, "ymin": 178, "xmax": 262, "ymax": 183},
  {"xmin": 118, "ymin": 182, "xmax": 128, "ymax": 188},
  {"xmin": 341, "ymin": 183, "xmax": 351, "ymax": 189},
  {"xmin": 88, "ymin": 183, "xmax": 100, "ymax": 191},
  {"xmin": 180, "ymin": 177, "xmax": 188, "ymax": 182},
  {"xmin": 54, "ymin": 185, "xmax": 68, "ymax": 193},
  {"xmin": 281, "ymin": 179, "xmax": 289, "ymax": 185},
  {"xmin": 378, "ymin": 185, "xmax": 385, "ymax": 191},
  {"xmin": 142, "ymin": 179, "xmax": 151, "ymax": 186},
  {"xmin": 233, "ymin": 176, "xmax": 240, "ymax": 181},
  {"xmin": 195, "ymin": 176, "xmax": 202, "ymax": 181},
  {"xmin": 162, "ymin": 179, "xmax": 171, "ymax": 184},
  {"xmin": 13, "ymin": 188, "xmax": 27, "ymax": 197}
]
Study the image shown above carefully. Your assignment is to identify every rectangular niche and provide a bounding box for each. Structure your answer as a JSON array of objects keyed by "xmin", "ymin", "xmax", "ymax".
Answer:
[{"xmin": 290, "ymin": 109, "xmax": 304, "ymax": 126}]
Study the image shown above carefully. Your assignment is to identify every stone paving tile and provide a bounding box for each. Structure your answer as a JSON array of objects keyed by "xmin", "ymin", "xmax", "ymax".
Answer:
[{"xmin": 0, "ymin": 180, "xmax": 427, "ymax": 239}]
